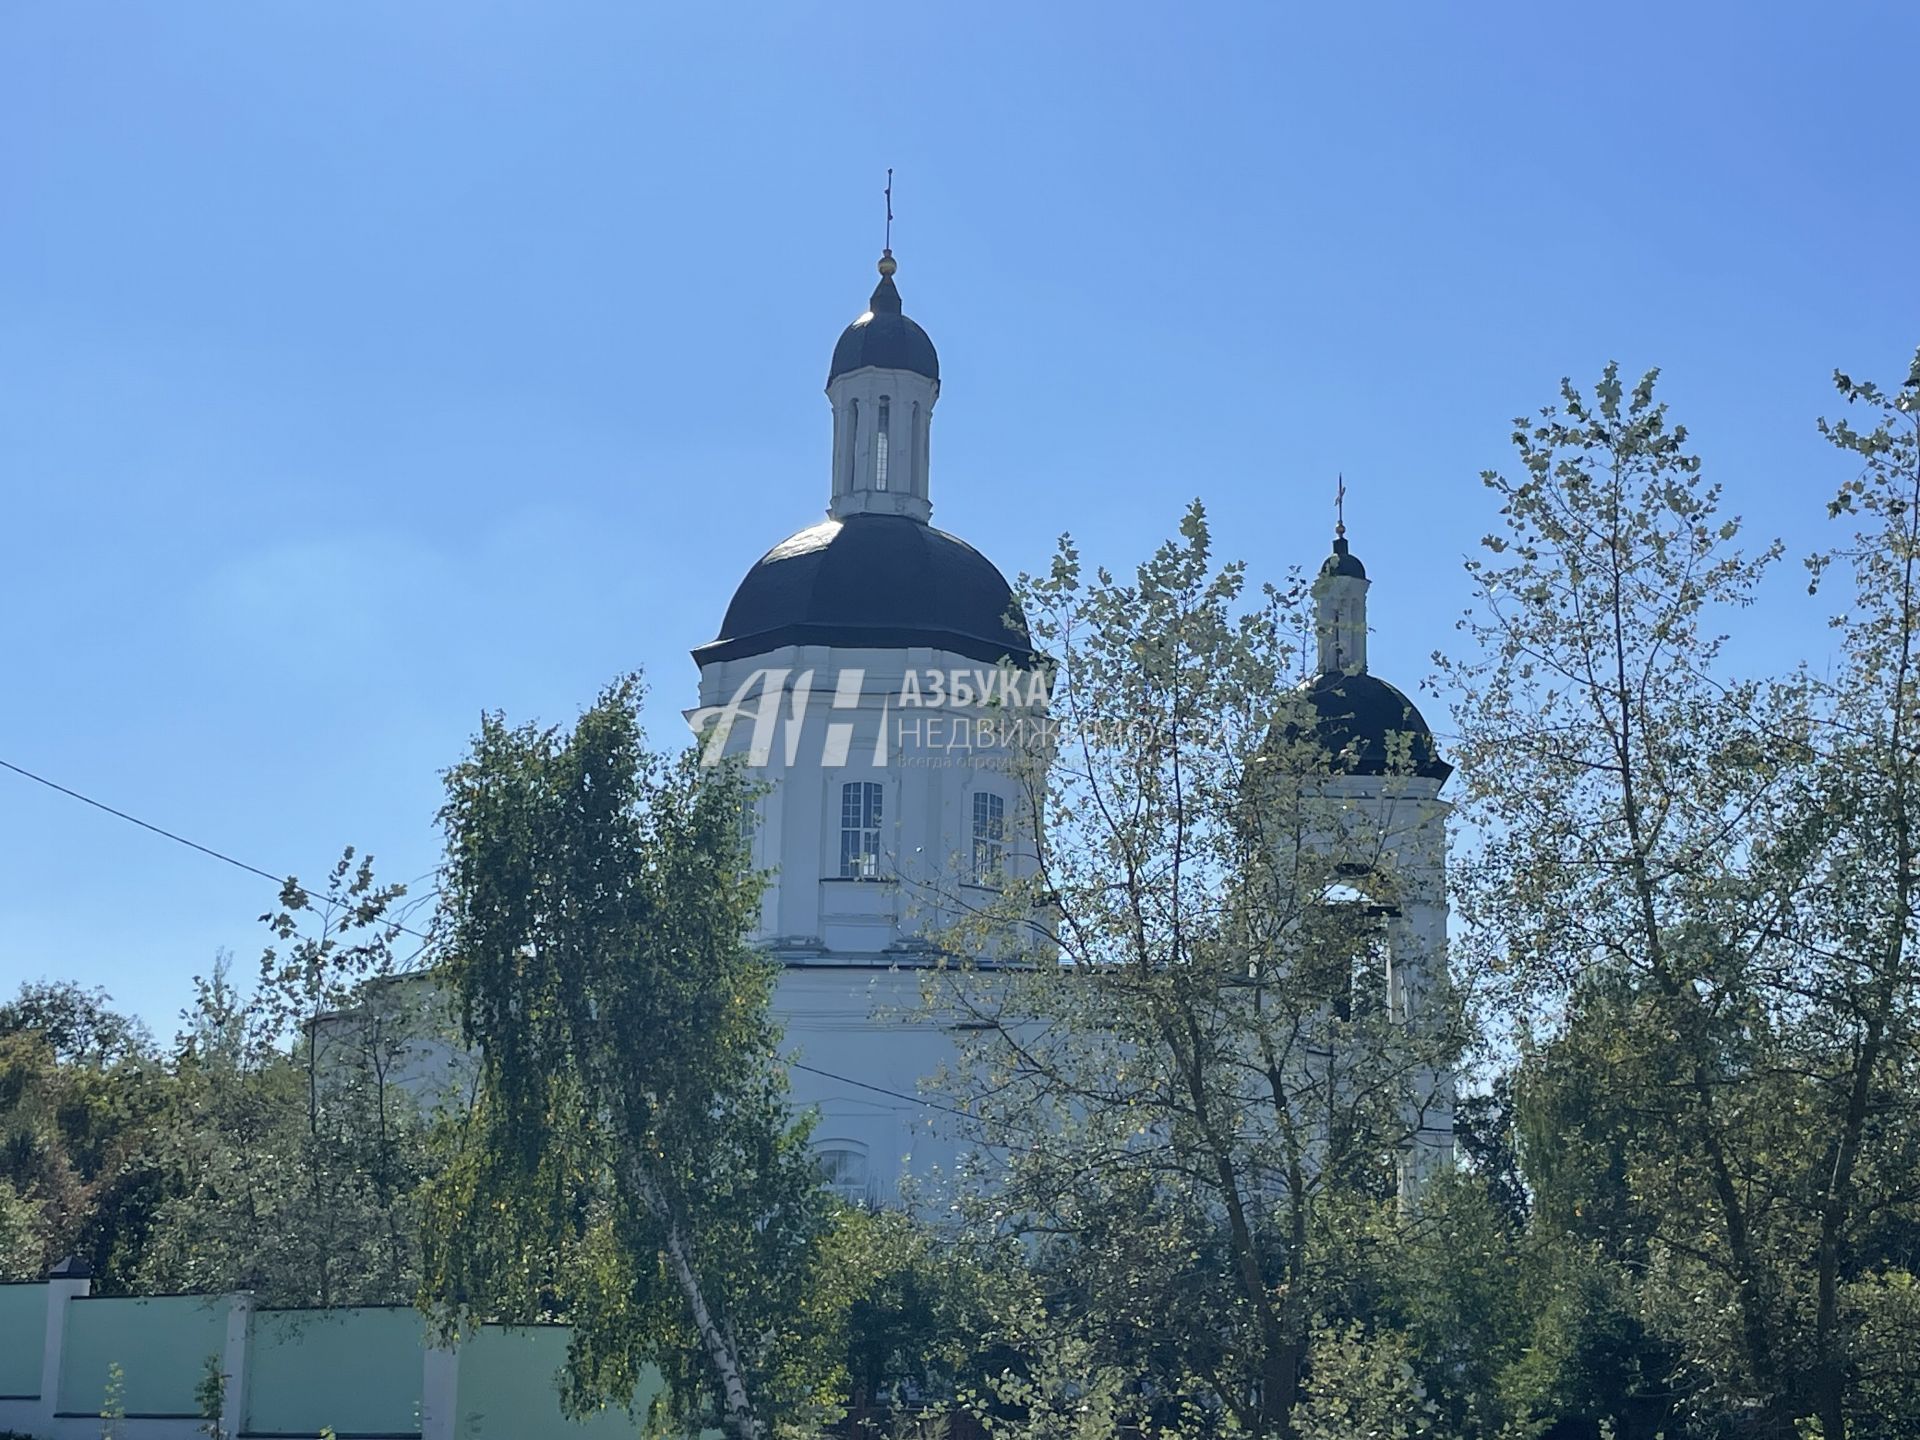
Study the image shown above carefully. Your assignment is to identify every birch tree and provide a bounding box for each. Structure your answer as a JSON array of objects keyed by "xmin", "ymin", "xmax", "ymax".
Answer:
[{"xmin": 423, "ymin": 677, "xmax": 829, "ymax": 1440}]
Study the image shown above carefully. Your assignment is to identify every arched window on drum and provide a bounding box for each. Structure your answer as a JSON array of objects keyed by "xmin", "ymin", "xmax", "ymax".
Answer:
[{"xmin": 813, "ymin": 1142, "xmax": 872, "ymax": 1206}]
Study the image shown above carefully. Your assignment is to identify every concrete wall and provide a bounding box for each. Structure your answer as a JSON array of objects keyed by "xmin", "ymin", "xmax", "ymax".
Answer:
[
  {"xmin": 0, "ymin": 1283, "xmax": 42, "ymax": 1400},
  {"xmin": 58, "ymin": 1295, "xmax": 227, "ymax": 1421},
  {"xmin": 0, "ymin": 1270, "xmax": 652, "ymax": 1440},
  {"xmin": 246, "ymin": 1306, "xmax": 424, "ymax": 1437}
]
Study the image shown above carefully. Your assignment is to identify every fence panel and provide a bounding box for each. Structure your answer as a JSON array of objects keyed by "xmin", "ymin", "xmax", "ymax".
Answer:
[
  {"xmin": 0, "ymin": 1284, "xmax": 43, "ymax": 1399},
  {"xmin": 57, "ymin": 1294, "xmax": 228, "ymax": 1419},
  {"xmin": 453, "ymin": 1326, "xmax": 650, "ymax": 1439},
  {"xmin": 246, "ymin": 1306, "xmax": 423, "ymax": 1438}
]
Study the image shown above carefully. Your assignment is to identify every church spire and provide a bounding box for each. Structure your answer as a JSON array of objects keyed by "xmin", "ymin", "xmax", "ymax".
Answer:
[
  {"xmin": 864, "ymin": 172, "xmax": 905, "ymax": 318},
  {"xmin": 1313, "ymin": 479, "xmax": 1369, "ymax": 674},
  {"xmin": 825, "ymin": 211, "xmax": 940, "ymax": 524}
]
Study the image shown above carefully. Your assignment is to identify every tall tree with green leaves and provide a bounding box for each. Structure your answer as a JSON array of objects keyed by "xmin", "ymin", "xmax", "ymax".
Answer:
[
  {"xmin": 257, "ymin": 852, "xmax": 426, "ymax": 1307},
  {"xmin": 423, "ymin": 677, "xmax": 829, "ymax": 1440},
  {"xmin": 0, "ymin": 983, "xmax": 163, "ymax": 1282},
  {"xmin": 936, "ymin": 506, "xmax": 1467, "ymax": 1439},
  {"xmin": 1442, "ymin": 362, "xmax": 1799, "ymax": 1432},
  {"xmin": 1446, "ymin": 357, "xmax": 1920, "ymax": 1438},
  {"xmin": 1790, "ymin": 352, "xmax": 1920, "ymax": 1440}
]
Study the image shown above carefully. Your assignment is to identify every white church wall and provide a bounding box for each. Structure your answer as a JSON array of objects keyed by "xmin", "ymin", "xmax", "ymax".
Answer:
[
  {"xmin": 774, "ymin": 965, "xmax": 987, "ymax": 1209},
  {"xmin": 694, "ymin": 642, "xmax": 1043, "ymax": 959},
  {"xmin": 312, "ymin": 964, "xmax": 996, "ymax": 1214},
  {"xmin": 1270, "ymin": 774, "xmax": 1458, "ymax": 1188}
]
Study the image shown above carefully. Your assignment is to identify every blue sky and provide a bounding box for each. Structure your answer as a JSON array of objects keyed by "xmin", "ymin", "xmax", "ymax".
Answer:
[{"xmin": 4, "ymin": 2, "xmax": 1916, "ymax": 1031}]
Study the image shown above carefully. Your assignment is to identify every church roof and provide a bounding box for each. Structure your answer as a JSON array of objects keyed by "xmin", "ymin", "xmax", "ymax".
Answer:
[
  {"xmin": 1320, "ymin": 535, "xmax": 1366, "ymax": 579},
  {"xmin": 827, "ymin": 264, "xmax": 940, "ymax": 385},
  {"xmin": 1284, "ymin": 671, "xmax": 1451, "ymax": 782},
  {"xmin": 694, "ymin": 513, "xmax": 1034, "ymax": 668}
]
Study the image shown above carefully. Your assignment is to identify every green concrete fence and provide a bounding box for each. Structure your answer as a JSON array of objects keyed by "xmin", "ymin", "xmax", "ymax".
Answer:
[{"xmin": 0, "ymin": 1264, "xmax": 657, "ymax": 1440}]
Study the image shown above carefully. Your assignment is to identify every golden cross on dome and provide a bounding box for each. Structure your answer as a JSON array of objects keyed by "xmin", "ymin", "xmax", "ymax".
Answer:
[
  {"xmin": 883, "ymin": 168, "xmax": 894, "ymax": 255},
  {"xmin": 1335, "ymin": 473, "xmax": 1347, "ymax": 539}
]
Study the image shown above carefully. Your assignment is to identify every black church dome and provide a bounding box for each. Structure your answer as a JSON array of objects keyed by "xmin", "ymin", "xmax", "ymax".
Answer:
[
  {"xmin": 827, "ymin": 267, "xmax": 940, "ymax": 385},
  {"xmin": 694, "ymin": 513, "xmax": 1032, "ymax": 668},
  {"xmin": 1320, "ymin": 536, "xmax": 1366, "ymax": 579},
  {"xmin": 1279, "ymin": 671, "xmax": 1451, "ymax": 783}
]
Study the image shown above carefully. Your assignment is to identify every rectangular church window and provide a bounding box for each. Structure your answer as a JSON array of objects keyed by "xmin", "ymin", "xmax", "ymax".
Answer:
[
  {"xmin": 840, "ymin": 781, "xmax": 883, "ymax": 878},
  {"xmin": 971, "ymin": 790, "xmax": 1005, "ymax": 886}
]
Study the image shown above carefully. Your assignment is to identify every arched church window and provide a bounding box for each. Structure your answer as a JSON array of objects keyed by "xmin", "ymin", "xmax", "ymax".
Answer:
[
  {"xmin": 1320, "ymin": 882, "xmax": 1392, "ymax": 1023},
  {"xmin": 814, "ymin": 1143, "xmax": 871, "ymax": 1205},
  {"xmin": 875, "ymin": 396, "xmax": 891, "ymax": 491},
  {"xmin": 971, "ymin": 790, "xmax": 1005, "ymax": 886},
  {"xmin": 846, "ymin": 399, "xmax": 859, "ymax": 488},
  {"xmin": 910, "ymin": 401, "xmax": 921, "ymax": 490},
  {"xmin": 839, "ymin": 781, "xmax": 883, "ymax": 878}
]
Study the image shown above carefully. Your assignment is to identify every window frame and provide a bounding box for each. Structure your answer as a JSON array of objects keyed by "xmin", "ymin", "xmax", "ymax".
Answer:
[
  {"xmin": 813, "ymin": 1142, "xmax": 872, "ymax": 1206},
  {"xmin": 838, "ymin": 780, "xmax": 884, "ymax": 879},
  {"xmin": 970, "ymin": 789, "xmax": 1006, "ymax": 888}
]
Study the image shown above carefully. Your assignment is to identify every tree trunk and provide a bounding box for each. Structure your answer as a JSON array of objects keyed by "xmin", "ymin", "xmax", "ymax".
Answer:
[
  {"xmin": 1602, "ymin": 519, "xmax": 1787, "ymax": 1429},
  {"xmin": 622, "ymin": 1154, "xmax": 763, "ymax": 1440}
]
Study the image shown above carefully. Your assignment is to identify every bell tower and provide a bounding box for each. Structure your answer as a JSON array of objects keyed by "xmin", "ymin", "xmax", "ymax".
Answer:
[{"xmin": 1281, "ymin": 508, "xmax": 1458, "ymax": 1195}]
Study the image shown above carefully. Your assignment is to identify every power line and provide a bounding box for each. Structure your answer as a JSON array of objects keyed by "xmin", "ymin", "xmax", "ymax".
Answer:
[
  {"xmin": 0, "ymin": 758, "xmax": 1357, "ymax": 1163},
  {"xmin": 789, "ymin": 1060, "xmax": 1063, "ymax": 1159},
  {"xmin": 790, "ymin": 1060, "xmax": 985, "ymax": 1125},
  {"xmin": 3, "ymin": 757, "xmax": 289, "ymax": 886},
  {"xmin": 0, "ymin": 756, "xmax": 436, "ymax": 945}
]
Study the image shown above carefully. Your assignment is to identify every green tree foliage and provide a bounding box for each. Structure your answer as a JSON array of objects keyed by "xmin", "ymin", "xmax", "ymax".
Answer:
[
  {"xmin": 808, "ymin": 1206, "xmax": 1014, "ymax": 1427},
  {"xmin": 137, "ymin": 852, "xmax": 433, "ymax": 1306},
  {"xmin": 1445, "ymin": 357, "xmax": 1920, "ymax": 1438},
  {"xmin": 0, "ymin": 855, "xmax": 436, "ymax": 1305},
  {"xmin": 1794, "ymin": 356, "xmax": 1920, "ymax": 1440},
  {"xmin": 423, "ymin": 676, "xmax": 828, "ymax": 1440},
  {"xmin": 1, "ymin": 982, "xmax": 152, "ymax": 1067},
  {"xmin": 1288, "ymin": 1321, "xmax": 1434, "ymax": 1440},
  {"xmin": 935, "ymin": 505, "xmax": 1466, "ymax": 1438},
  {"xmin": 0, "ymin": 982, "xmax": 164, "ymax": 1281},
  {"xmin": 0, "ymin": 1177, "xmax": 39, "ymax": 1280}
]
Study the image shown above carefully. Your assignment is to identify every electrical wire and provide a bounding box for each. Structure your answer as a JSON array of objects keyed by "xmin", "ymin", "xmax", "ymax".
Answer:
[
  {"xmin": 789, "ymin": 1060, "xmax": 983, "ymax": 1124},
  {"xmin": 0, "ymin": 756, "xmax": 436, "ymax": 945},
  {"xmin": 0, "ymin": 756, "xmax": 1031, "ymax": 1157}
]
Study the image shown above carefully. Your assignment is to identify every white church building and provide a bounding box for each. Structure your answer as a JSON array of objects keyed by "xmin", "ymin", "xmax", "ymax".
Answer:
[{"xmin": 682, "ymin": 248, "xmax": 1457, "ymax": 1205}]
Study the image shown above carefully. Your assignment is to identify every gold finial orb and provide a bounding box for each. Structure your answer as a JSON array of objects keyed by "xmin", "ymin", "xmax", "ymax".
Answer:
[{"xmin": 877, "ymin": 250, "xmax": 898, "ymax": 277}]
